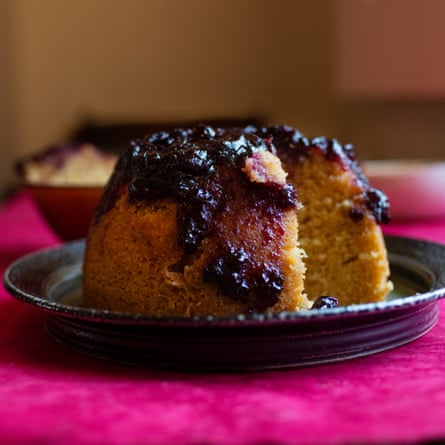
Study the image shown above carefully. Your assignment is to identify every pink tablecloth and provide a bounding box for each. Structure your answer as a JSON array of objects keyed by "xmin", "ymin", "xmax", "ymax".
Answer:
[{"xmin": 1, "ymin": 191, "xmax": 445, "ymax": 445}]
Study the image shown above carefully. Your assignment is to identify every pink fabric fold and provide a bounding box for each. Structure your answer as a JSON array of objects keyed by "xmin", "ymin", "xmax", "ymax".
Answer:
[{"xmin": 1, "ymin": 191, "xmax": 445, "ymax": 445}]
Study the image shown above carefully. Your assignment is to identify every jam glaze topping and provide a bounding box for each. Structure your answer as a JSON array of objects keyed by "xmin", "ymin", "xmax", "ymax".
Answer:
[{"xmin": 97, "ymin": 125, "xmax": 297, "ymax": 311}]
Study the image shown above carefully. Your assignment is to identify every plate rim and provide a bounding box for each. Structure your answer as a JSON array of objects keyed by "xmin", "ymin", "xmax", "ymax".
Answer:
[{"xmin": 3, "ymin": 235, "xmax": 445, "ymax": 327}]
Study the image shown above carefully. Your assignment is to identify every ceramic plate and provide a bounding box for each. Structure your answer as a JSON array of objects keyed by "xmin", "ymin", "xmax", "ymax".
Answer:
[{"xmin": 3, "ymin": 236, "xmax": 445, "ymax": 371}]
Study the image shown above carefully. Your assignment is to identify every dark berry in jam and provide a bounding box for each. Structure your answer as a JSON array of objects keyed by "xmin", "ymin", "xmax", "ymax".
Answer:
[
  {"xmin": 311, "ymin": 296, "xmax": 339, "ymax": 310},
  {"xmin": 348, "ymin": 189, "xmax": 390, "ymax": 224},
  {"xmin": 272, "ymin": 184, "xmax": 297, "ymax": 210},
  {"xmin": 364, "ymin": 189, "xmax": 390, "ymax": 224},
  {"xmin": 203, "ymin": 246, "xmax": 284, "ymax": 311},
  {"xmin": 348, "ymin": 206, "xmax": 364, "ymax": 222}
]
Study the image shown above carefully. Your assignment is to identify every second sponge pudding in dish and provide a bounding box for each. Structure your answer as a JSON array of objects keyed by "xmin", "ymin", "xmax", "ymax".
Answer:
[{"xmin": 82, "ymin": 124, "xmax": 392, "ymax": 316}]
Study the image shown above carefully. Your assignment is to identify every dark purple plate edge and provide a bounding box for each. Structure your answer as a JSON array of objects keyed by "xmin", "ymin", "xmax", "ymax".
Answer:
[{"xmin": 3, "ymin": 235, "xmax": 445, "ymax": 328}]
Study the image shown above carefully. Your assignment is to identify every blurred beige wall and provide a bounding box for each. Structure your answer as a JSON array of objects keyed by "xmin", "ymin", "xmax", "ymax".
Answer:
[
  {"xmin": 0, "ymin": 0, "xmax": 18, "ymax": 196},
  {"xmin": 0, "ymin": 0, "xmax": 339, "ymax": 196},
  {"xmin": 1, "ymin": 0, "xmax": 444, "ymax": 198},
  {"xmin": 334, "ymin": 0, "xmax": 445, "ymax": 160}
]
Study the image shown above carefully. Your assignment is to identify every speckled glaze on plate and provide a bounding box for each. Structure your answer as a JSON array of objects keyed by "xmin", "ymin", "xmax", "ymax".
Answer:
[{"xmin": 3, "ymin": 236, "xmax": 445, "ymax": 371}]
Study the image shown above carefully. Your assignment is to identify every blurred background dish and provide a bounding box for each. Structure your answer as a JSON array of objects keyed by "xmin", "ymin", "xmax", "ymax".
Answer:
[
  {"xmin": 364, "ymin": 159, "xmax": 445, "ymax": 221},
  {"xmin": 25, "ymin": 185, "xmax": 105, "ymax": 241},
  {"xmin": 16, "ymin": 143, "xmax": 117, "ymax": 240}
]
